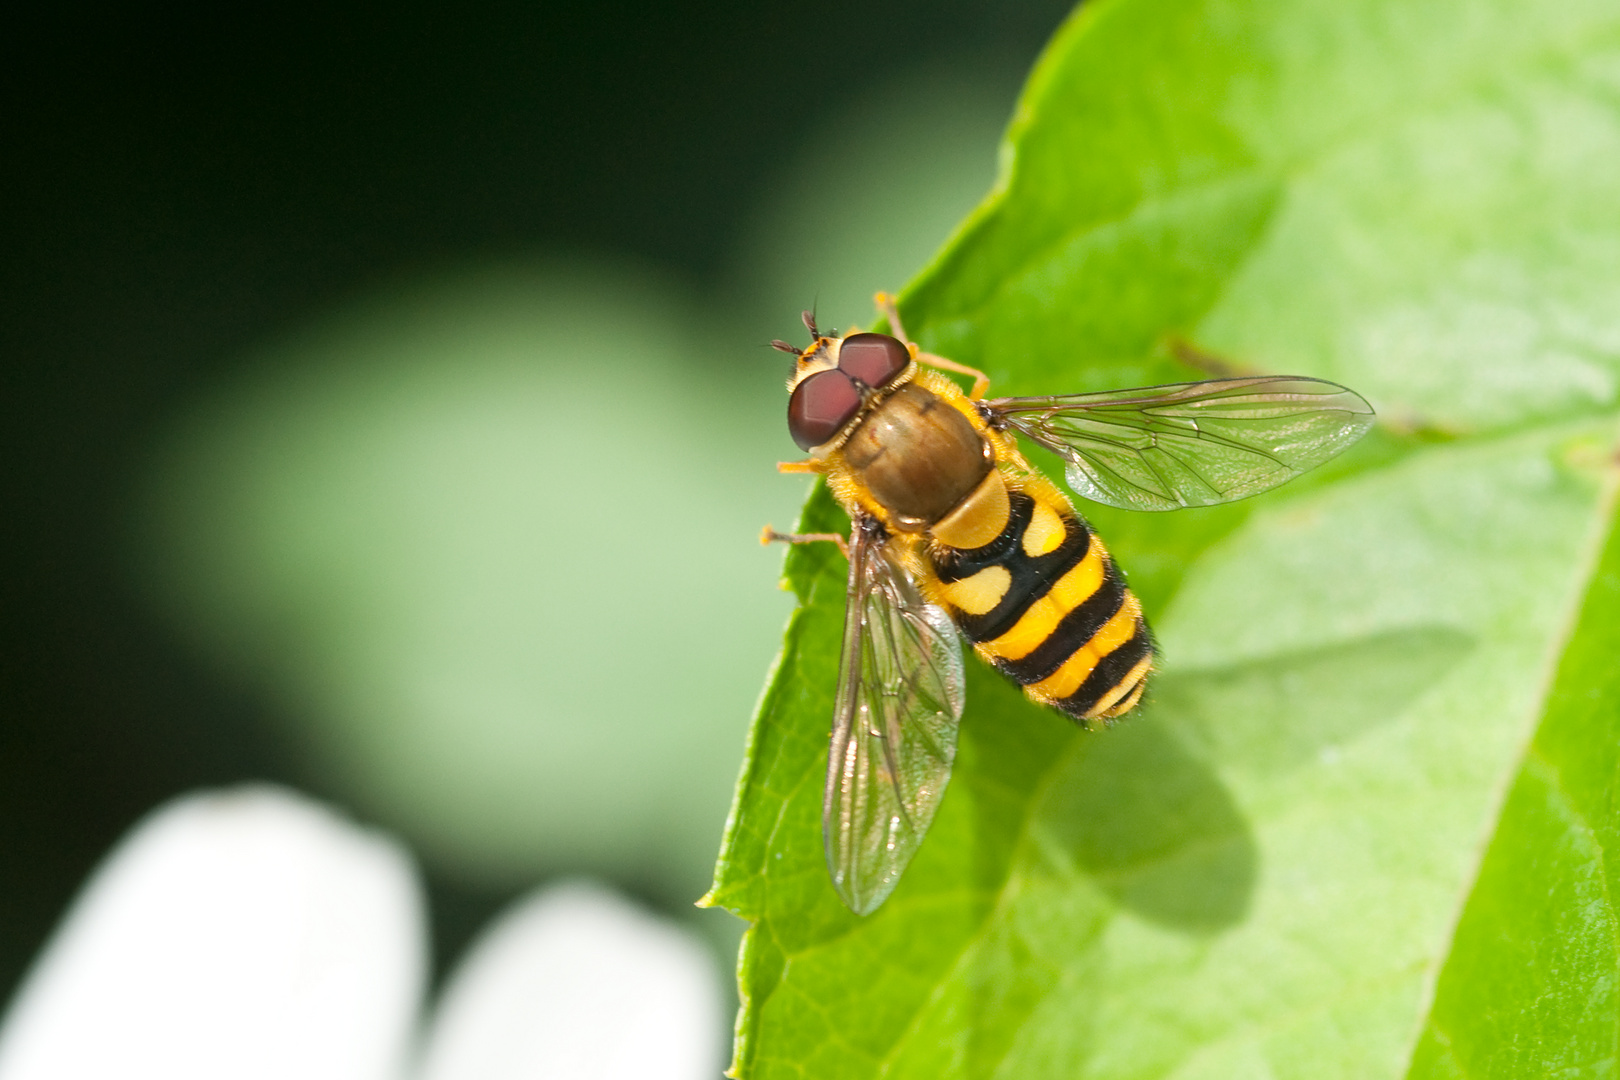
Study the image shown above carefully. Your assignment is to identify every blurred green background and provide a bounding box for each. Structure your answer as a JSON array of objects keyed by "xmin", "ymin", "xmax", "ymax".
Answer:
[{"xmin": 0, "ymin": 0, "xmax": 1071, "ymax": 993}]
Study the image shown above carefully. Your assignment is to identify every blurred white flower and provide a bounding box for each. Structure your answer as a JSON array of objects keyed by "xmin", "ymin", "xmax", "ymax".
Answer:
[
  {"xmin": 417, "ymin": 884, "xmax": 720, "ymax": 1080},
  {"xmin": 0, "ymin": 787, "xmax": 725, "ymax": 1080}
]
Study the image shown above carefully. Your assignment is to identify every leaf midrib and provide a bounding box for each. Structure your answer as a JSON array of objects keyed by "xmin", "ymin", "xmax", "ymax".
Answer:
[
  {"xmin": 807, "ymin": 420, "xmax": 1620, "ymax": 1078},
  {"xmin": 1394, "ymin": 448, "xmax": 1620, "ymax": 1077},
  {"xmin": 1520, "ymin": 743, "xmax": 1620, "ymax": 987}
]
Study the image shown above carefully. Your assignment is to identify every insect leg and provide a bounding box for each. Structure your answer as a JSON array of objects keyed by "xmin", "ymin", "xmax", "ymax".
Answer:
[
  {"xmin": 872, "ymin": 291, "xmax": 911, "ymax": 343},
  {"xmin": 874, "ymin": 291, "xmax": 992, "ymax": 399},
  {"xmin": 761, "ymin": 526, "xmax": 850, "ymax": 559},
  {"xmin": 917, "ymin": 352, "xmax": 991, "ymax": 400}
]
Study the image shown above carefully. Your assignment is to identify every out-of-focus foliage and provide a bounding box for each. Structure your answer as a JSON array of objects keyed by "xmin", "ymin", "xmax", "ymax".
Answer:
[
  {"xmin": 136, "ymin": 70, "xmax": 1014, "ymax": 911},
  {"xmin": 730, "ymin": 72, "xmax": 1019, "ymax": 339},
  {"xmin": 708, "ymin": 0, "xmax": 1620, "ymax": 1076},
  {"xmin": 142, "ymin": 265, "xmax": 795, "ymax": 901}
]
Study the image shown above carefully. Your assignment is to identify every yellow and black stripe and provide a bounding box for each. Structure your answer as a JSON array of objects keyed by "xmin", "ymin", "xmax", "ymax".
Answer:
[{"xmin": 930, "ymin": 484, "xmax": 1153, "ymax": 722}]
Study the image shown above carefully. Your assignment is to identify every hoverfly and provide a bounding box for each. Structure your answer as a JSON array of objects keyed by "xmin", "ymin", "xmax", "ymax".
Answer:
[{"xmin": 765, "ymin": 294, "xmax": 1375, "ymax": 916}]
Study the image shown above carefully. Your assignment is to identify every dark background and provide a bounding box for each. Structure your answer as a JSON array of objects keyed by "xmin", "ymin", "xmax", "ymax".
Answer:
[{"xmin": 0, "ymin": 0, "xmax": 1071, "ymax": 1000}]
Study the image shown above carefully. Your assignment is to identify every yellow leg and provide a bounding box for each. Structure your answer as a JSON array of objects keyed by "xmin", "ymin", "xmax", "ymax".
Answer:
[
  {"xmin": 917, "ymin": 351, "xmax": 991, "ymax": 400},
  {"xmin": 777, "ymin": 459, "xmax": 824, "ymax": 474},
  {"xmin": 761, "ymin": 526, "xmax": 849, "ymax": 559},
  {"xmin": 873, "ymin": 291, "xmax": 910, "ymax": 343},
  {"xmin": 873, "ymin": 291, "xmax": 990, "ymax": 399}
]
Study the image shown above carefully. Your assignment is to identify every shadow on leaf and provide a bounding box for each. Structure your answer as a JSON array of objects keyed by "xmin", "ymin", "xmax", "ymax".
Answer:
[
  {"xmin": 1035, "ymin": 716, "xmax": 1255, "ymax": 933},
  {"xmin": 1157, "ymin": 626, "xmax": 1476, "ymax": 772},
  {"xmin": 1026, "ymin": 626, "xmax": 1475, "ymax": 934}
]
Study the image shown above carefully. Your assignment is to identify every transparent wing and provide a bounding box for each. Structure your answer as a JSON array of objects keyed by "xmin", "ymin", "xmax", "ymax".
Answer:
[
  {"xmin": 989, "ymin": 376, "xmax": 1375, "ymax": 511},
  {"xmin": 824, "ymin": 520, "xmax": 966, "ymax": 916}
]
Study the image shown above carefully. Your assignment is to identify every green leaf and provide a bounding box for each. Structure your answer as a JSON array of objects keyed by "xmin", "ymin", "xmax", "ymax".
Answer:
[
  {"xmin": 1406, "ymin": 489, "xmax": 1620, "ymax": 1077},
  {"xmin": 707, "ymin": 0, "xmax": 1620, "ymax": 1075}
]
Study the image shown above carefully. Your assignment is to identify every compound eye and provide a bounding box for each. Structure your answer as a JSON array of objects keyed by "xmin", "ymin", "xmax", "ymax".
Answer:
[
  {"xmin": 787, "ymin": 369, "xmax": 861, "ymax": 451},
  {"xmin": 837, "ymin": 332, "xmax": 911, "ymax": 388}
]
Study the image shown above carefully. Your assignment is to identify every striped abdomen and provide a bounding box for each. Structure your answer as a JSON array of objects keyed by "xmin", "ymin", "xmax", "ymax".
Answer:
[{"xmin": 931, "ymin": 487, "xmax": 1153, "ymax": 722}]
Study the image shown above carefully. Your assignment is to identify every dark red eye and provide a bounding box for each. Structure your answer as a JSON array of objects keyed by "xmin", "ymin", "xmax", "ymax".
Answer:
[
  {"xmin": 787, "ymin": 369, "xmax": 861, "ymax": 451},
  {"xmin": 837, "ymin": 332, "xmax": 910, "ymax": 388}
]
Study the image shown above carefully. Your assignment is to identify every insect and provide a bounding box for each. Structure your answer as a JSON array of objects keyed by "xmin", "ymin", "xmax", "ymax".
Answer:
[{"xmin": 766, "ymin": 294, "xmax": 1375, "ymax": 915}]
